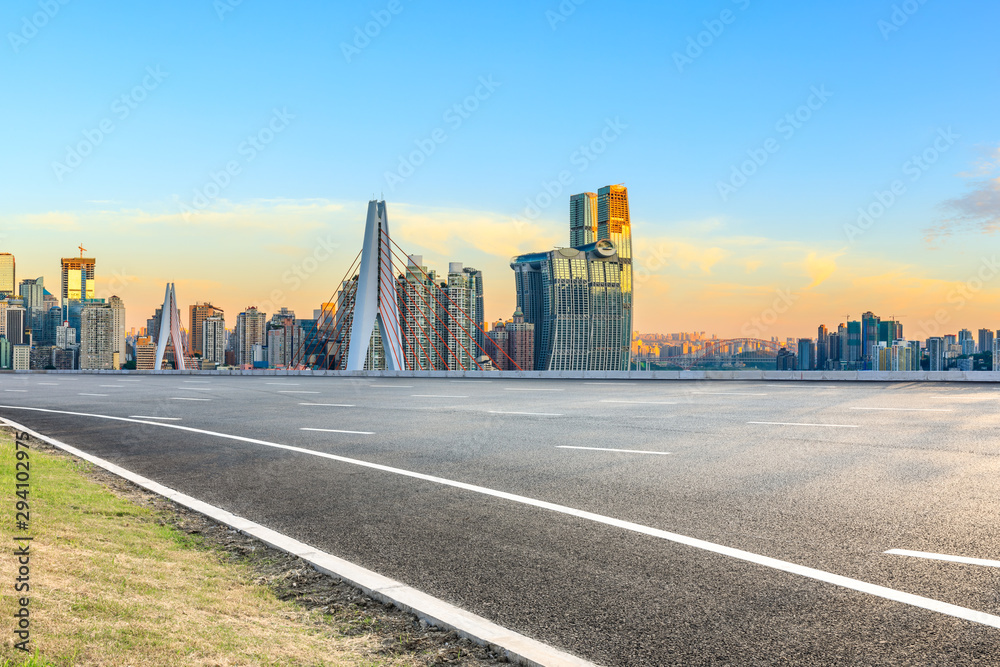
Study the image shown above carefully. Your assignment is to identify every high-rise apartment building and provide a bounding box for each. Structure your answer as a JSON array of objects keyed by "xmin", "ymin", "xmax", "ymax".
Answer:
[
  {"xmin": 79, "ymin": 303, "xmax": 115, "ymax": 370},
  {"xmin": 135, "ymin": 336, "xmax": 158, "ymax": 370},
  {"xmin": 5, "ymin": 307, "xmax": 26, "ymax": 345},
  {"xmin": 979, "ymin": 329, "xmax": 995, "ymax": 359},
  {"xmin": 189, "ymin": 303, "xmax": 224, "ymax": 357},
  {"xmin": 570, "ymin": 192, "xmax": 598, "ymax": 247},
  {"xmin": 235, "ymin": 307, "xmax": 267, "ymax": 367},
  {"xmin": 0, "ymin": 253, "xmax": 14, "ymax": 297},
  {"xmin": 202, "ymin": 316, "xmax": 226, "ymax": 366},
  {"xmin": 107, "ymin": 295, "xmax": 126, "ymax": 369},
  {"xmin": 12, "ymin": 345, "xmax": 30, "ymax": 371},
  {"xmin": 266, "ymin": 314, "xmax": 304, "ymax": 369},
  {"xmin": 927, "ymin": 337, "xmax": 945, "ymax": 371},
  {"xmin": 506, "ymin": 307, "xmax": 534, "ymax": 371},
  {"xmin": 61, "ymin": 256, "xmax": 96, "ymax": 306},
  {"xmin": 398, "ymin": 256, "xmax": 439, "ymax": 371},
  {"xmin": 816, "ymin": 325, "xmax": 829, "ymax": 369},
  {"xmin": 993, "ymin": 338, "xmax": 1000, "ymax": 371},
  {"xmin": 441, "ymin": 262, "xmax": 480, "ymax": 371},
  {"xmin": 958, "ymin": 329, "xmax": 976, "ymax": 355}
]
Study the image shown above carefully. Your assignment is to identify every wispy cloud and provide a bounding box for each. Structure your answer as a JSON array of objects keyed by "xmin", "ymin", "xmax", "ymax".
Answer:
[{"xmin": 925, "ymin": 145, "xmax": 1000, "ymax": 244}]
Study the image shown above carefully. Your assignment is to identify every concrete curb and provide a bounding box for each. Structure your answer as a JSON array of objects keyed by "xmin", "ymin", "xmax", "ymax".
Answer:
[{"xmin": 1, "ymin": 419, "xmax": 597, "ymax": 667}]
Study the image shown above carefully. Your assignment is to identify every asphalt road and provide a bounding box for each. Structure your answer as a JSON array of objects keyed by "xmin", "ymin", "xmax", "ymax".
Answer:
[{"xmin": 1, "ymin": 375, "xmax": 998, "ymax": 665}]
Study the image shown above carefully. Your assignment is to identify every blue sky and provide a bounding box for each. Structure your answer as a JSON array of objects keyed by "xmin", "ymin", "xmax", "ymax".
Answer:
[{"xmin": 3, "ymin": 0, "xmax": 999, "ymax": 337}]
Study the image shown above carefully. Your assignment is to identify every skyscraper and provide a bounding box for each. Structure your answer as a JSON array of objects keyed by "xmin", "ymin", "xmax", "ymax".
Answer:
[
  {"xmin": 189, "ymin": 303, "xmax": 224, "ymax": 357},
  {"xmin": 816, "ymin": 325, "xmax": 829, "ymax": 369},
  {"xmin": 61, "ymin": 256, "xmax": 96, "ymax": 306},
  {"xmin": 235, "ymin": 307, "xmax": 267, "ymax": 367},
  {"xmin": 5, "ymin": 307, "xmax": 26, "ymax": 345},
  {"xmin": 0, "ymin": 253, "xmax": 14, "ymax": 298},
  {"xmin": 958, "ymin": 329, "xmax": 975, "ymax": 355},
  {"xmin": 463, "ymin": 266, "xmax": 485, "ymax": 352},
  {"xmin": 597, "ymin": 185, "xmax": 633, "ymax": 368},
  {"xmin": 511, "ymin": 240, "xmax": 629, "ymax": 371},
  {"xmin": 18, "ymin": 278, "xmax": 44, "ymax": 338},
  {"xmin": 570, "ymin": 192, "xmax": 598, "ymax": 247},
  {"xmin": 928, "ymin": 337, "xmax": 945, "ymax": 371},
  {"xmin": 398, "ymin": 256, "xmax": 439, "ymax": 371},
  {"xmin": 107, "ymin": 295, "xmax": 126, "ymax": 369},
  {"xmin": 441, "ymin": 262, "xmax": 480, "ymax": 371},
  {"xmin": 978, "ymin": 328, "xmax": 994, "ymax": 358},
  {"xmin": 797, "ymin": 338, "xmax": 815, "ymax": 371},
  {"xmin": 202, "ymin": 316, "xmax": 226, "ymax": 366},
  {"xmin": 79, "ymin": 303, "xmax": 115, "ymax": 370}
]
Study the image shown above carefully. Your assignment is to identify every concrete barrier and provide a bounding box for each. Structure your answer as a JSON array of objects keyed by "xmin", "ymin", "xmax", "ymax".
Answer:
[{"xmin": 5, "ymin": 369, "xmax": 1000, "ymax": 382}]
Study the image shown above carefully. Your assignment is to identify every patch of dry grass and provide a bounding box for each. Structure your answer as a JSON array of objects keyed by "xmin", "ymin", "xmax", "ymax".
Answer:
[{"xmin": 0, "ymin": 435, "xmax": 420, "ymax": 667}]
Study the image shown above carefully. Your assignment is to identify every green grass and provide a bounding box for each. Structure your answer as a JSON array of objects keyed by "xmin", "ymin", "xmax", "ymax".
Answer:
[{"xmin": 0, "ymin": 435, "xmax": 424, "ymax": 667}]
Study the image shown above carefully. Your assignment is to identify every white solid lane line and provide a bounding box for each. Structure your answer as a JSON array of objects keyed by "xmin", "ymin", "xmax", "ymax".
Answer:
[
  {"xmin": 886, "ymin": 549, "xmax": 1000, "ymax": 568},
  {"xmin": 1, "ymin": 416, "xmax": 593, "ymax": 667},
  {"xmin": 37, "ymin": 383, "xmax": 59, "ymax": 385},
  {"xmin": 693, "ymin": 392, "xmax": 767, "ymax": 396},
  {"xmin": 181, "ymin": 388, "xmax": 213, "ymax": 391},
  {"xmin": 488, "ymin": 411, "xmax": 564, "ymax": 416},
  {"xmin": 279, "ymin": 391, "xmax": 320, "ymax": 394},
  {"xmin": 411, "ymin": 395, "xmax": 469, "ymax": 398},
  {"xmin": 301, "ymin": 427, "xmax": 374, "ymax": 435},
  {"xmin": 558, "ymin": 446, "xmax": 671, "ymax": 456},
  {"xmin": 99, "ymin": 385, "xmax": 126, "ymax": 388},
  {"xmin": 267, "ymin": 383, "xmax": 300, "ymax": 386},
  {"xmin": 78, "ymin": 393, "xmax": 108, "ymax": 397},
  {"xmin": 170, "ymin": 397, "xmax": 210, "ymax": 401},
  {"xmin": 2, "ymin": 404, "xmax": 998, "ymax": 631},
  {"xmin": 369, "ymin": 385, "xmax": 414, "ymax": 388},
  {"xmin": 4, "ymin": 390, "xmax": 27, "ymax": 393},
  {"xmin": 505, "ymin": 388, "xmax": 565, "ymax": 392},
  {"xmin": 748, "ymin": 421, "xmax": 859, "ymax": 428},
  {"xmin": 851, "ymin": 407, "xmax": 954, "ymax": 412},
  {"xmin": 600, "ymin": 400, "xmax": 677, "ymax": 405},
  {"xmin": 130, "ymin": 416, "xmax": 182, "ymax": 421},
  {"xmin": 299, "ymin": 403, "xmax": 356, "ymax": 407}
]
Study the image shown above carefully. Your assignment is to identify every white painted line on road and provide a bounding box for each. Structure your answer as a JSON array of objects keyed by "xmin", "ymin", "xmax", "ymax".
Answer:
[
  {"xmin": 2, "ymin": 405, "xmax": 997, "ymax": 633},
  {"xmin": 600, "ymin": 400, "xmax": 677, "ymax": 405},
  {"xmin": 1, "ymin": 416, "xmax": 595, "ymax": 667},
  {"xmin": 299, "ymin": 403, "xmax": 356, "ymax": 407},
  {"xmin": 37, "ymin": 383, "xmax": 59, "ymax": 386},
  {"xmin": 369, "ymin": 385, "xmax": 414, "ymax": 388},
  {"xmin": 504, "ymin": 388, "xmax": 565, "ymax": 392},
  {"xmin": 170, "ymin": 397, "xmax": 210, "ymax": 401},
  {"xmin": 279, "ymin": 391, "xmax": 320, "ymax": 394},
  {"xmin": 449, "ymin": 380, "xmax": 492, "ymax": 383},
  {"xmin": 130, "ymin": 416, "xmax": 182, "ymax": 421},
  {"xmin": 99, "ymin": 385, "xmax": 126, "ymax": 388},
  {"xmin": 411, "ymin": 395, "xmax": 469, "ymax": 398},
  {"xmin": 585, "ymin": 382, "xmax": 637, "ymax": 385},
  {"xmin": 78, "ymin": 393, "xmax": 108, "ymax": 397},
  {"xmin": 693, "ymin": 392, "xmax": 767, "ymax": 397},
  {"xmin": 181, "ymin": 388, "xmax": 213, "ymax": 391},
  {"xmin": 301, "ymin": 427, "xmax": 374, "ymax": 435},
  {"xmin": 488, "ymin": 411, "xmax": 564, "ymax": 416},
  {"xmin": 4, "ymin": 390, "xmax": 27, "ymax": 393},
  {"xmin": 748, "ymin": 421, "xmax": 859, "ymax": 428},
  {"xmin": 851, "ymin": 407, "xmax": 954, "ymax": 413},
  {"xmin": 117, "ymin": 379, "xmax": 141, "ymax": 382},
  {"xmin": 558, "ymin": 446, "xmax": 671, "ymax": 456},
  {"xmin": 182, "ymin": 380, "xmax": 210, "ymax": 384},
  {"xmin": 267, "ymin": 383, "xmax": 300, "ymax": 386},
  {"xmin": 886, "ymin": 550, "xmax": 1000, "ymax": 568}
]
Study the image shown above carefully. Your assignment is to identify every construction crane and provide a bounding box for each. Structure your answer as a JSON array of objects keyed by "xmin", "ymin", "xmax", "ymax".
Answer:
[{"xmin": 78, "ymin": 244, "xmax": 87, "ymax": 258}]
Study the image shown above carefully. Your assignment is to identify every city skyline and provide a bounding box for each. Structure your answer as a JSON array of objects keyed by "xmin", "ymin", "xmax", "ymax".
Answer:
[{"xmin": 3, "ymin": 2, "xmax": 999, "ymax": 338}]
